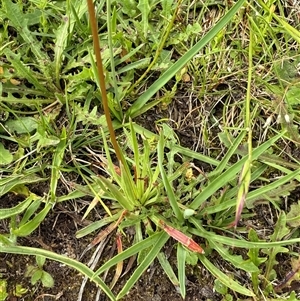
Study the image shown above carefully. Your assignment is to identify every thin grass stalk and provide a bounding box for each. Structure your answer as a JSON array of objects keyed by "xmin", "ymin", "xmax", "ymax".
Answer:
[
  {"xmin": 86, "ymin": 0, "xmax": 123, "ymax": 163},
  {"xmin": 234, "ymin": 16, "xmax": 254, "ymax": 226}
]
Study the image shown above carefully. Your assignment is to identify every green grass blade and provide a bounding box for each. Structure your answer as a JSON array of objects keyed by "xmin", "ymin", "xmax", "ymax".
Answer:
[
  {"xmin": 127, "ymin": 0, "xmax": 246, "ymax": 118},
  {"xmin": 177, "ymin": 243, "xmax": 186, "ymax": 299},
  {"xmin": 157, "ymin": 252, "xmax": 179, "ymax": 288},
  {"xmin": 199, "ymin": 255, "xmax": 255, "ymax": 297},
  {"xmin": 158, "ymin": 131, "xmax": 182, "ymax": 221},
  {"xmin": 19, "ymin": 198, "xmax": 43, "ymax": 227},
  {"xmin": 116, "ymin": 231, "xmax": 169, "ymax": 299},
  {"xmin": 0, "ymin": 245, "xmax": 116, "ymax": 301},
  {"xmin": 96, "ymin": 176, "xmax": 135, "ymax": 211},
  {"xmin": 210, "ymin": 131, "xmax": 246, "ymax": 178},
  {"xmin": 76, "ymin": 212, "xmax": 123, "ymax": 239},
  {"xmin": 173, "ymin": 145, "xmax": 220, "ymax": 166},
  {"xmin": 246, "ymin": 168, "xmax": 300, "ymax": 206},
  {"xmin": 190, "ymin": 217, "xmax": 300, "ymax": 249},
  {"xmin": 190, "ymin": 132, "xmax": 283, "ymax": 210},
  {"xmin": 0, "ymin": 196, "xmax": 34, "ymax": 220},
  {"xmin": 93, "ymin": 232, "xmax": 165, "ymax": 276},
  {"xmin": 12, "ymin": 203, "xmax": 52, "ymax": 237}
]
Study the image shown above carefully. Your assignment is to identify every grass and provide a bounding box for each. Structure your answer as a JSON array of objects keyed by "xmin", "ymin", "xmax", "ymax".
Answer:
[{"xmin": 1, "ymin": 0, "xmax": 300, "ymax": 300}]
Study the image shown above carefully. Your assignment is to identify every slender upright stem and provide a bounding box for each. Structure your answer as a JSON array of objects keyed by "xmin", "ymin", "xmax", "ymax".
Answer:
[{"xmin": 86, "ymin": 0, "xmax": 123, "ymax": 164}]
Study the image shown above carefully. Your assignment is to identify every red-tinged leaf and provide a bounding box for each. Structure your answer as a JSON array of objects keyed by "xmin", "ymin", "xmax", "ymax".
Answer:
[
  {"xmin": 232, "ymin": 191, "xmax": 246, "ymax": 228},
  {"xmin": 159, "ymin": 221, "xmax": 204, "ymax": 254},
  {"xmin": 110, "ymin": 232, "xmax": 123, "ymax": 289}
]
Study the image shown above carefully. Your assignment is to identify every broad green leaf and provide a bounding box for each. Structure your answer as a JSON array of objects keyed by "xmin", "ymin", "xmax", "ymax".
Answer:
[
  {"xmin": 0, "ymin": 143, "xmax": 13, "ymax": 165},
  {"xmin": 287, "ymin": 201, "xmax": 300, "ymax": 227},
  {"xmin": 5, "ymin": 117, "xmax": 37, "ymax": 134},
  {"xmin": 271, "ymin": 211, "xmax": 290, "ymax": 242},
  {"xmin": 36, "ymin": 255, "xmax": 46, "ymax": 268},
  {"xmin": 121, "ymin": 0, "xmax": 138, "ymax": 17},
  {"xmin": 0, "ymin": 279, "xmax": 8, "ymax": 301},
  {"xmin": 54, "ymin": 0, "xmax": 87, "ymax": 86},
  {"xmin": 3, "ymin": 0, "xmax": 52, "ymax": 79},
  {"xmin": 31, "ymin": 270, "xmax": 43, "ymax": 285},
  {"xmin": 286, "ymin": 85, "xmax": 300, "ymax": 105},
  {"xmin": 3, "ymin": 49, "xmax": 48, "ymax": 92},
  {"xmin": 161, "ymin": 0, "xmax": 173, "ymax": 18},
  {"xmin": 41, "ymin": 271, "xmax": 54, "ymax": 288},
  {"xmin": 3, "ymin": 0, "xmax": 26, "ymax": 28}
]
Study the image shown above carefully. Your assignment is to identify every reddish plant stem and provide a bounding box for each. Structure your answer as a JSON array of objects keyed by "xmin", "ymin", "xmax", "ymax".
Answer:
[{"xmin": 86, "ymin": 0, "xmax": 123, "ymax": 164}]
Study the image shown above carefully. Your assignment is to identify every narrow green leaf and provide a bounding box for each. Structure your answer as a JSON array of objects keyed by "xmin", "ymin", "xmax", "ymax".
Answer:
[
  {"xmin": 13, "ymin": 203, "xmax": 52, "ymax": 237},
  {"xmin": 93, "ymin": 232, "xmax": 165, "ymax": 277},
  {"xmin": 0, "ymin": 196, "xmax": 34, "ymax": 220},
  {"xmin": 199, "ymin": 255, "xmax": 255, "ymax": 296},
  {"xmin": 0, "ymin": 245, "xmax": 116, "ymax": 301},
  {"xmin": 157, "ymin": 252, "xmax": 179, "ymax": 287},
  {"xmin": 190, "ymin": 217, "xmax": 300, "ymax": 249},
  {"xmin": 3, "ymin": 49, "xmax": 48, "ymax": 92},
  {"xmin": 190, "ymin": 132, "xmax": 283, "ymax": 210},
  {"xmin": 177, "ymin": 244, "xmax": 186, "ymax": 299},
  {"xmin": 117, "ymin": 232, "xmax": 169, "ymax": 299},
  {"xmin": 97, "ymin": 176, "xmax": 135, "ymax": 211},
  {"xmin": 76, "ymin": 212, "xmax": 123, "ymax": 238},
  {"xmin": 210, "ymin": 131, "xmax": 246, "ymax": 179},
  {"xmin": 157, "ymin": 131, "xmax": 182, "ymax": 221}
]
